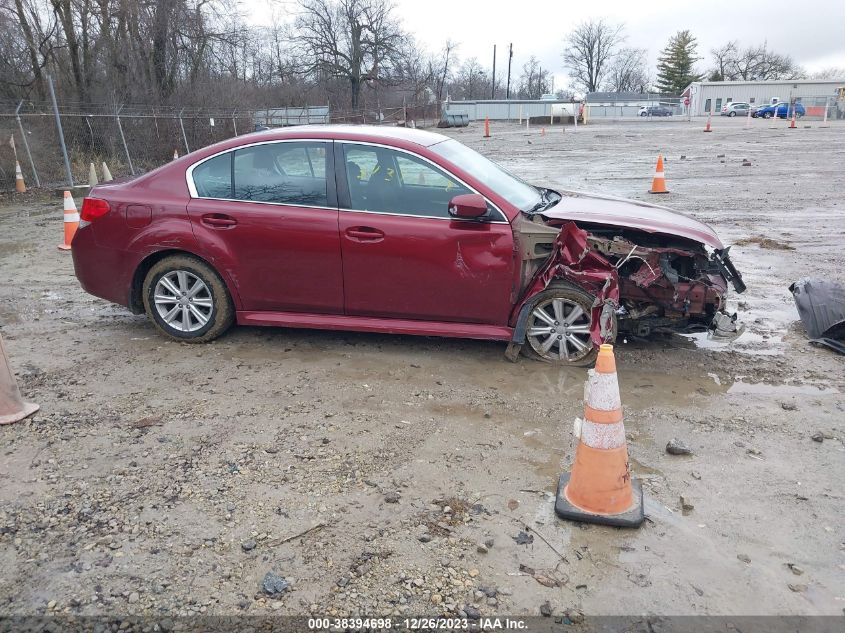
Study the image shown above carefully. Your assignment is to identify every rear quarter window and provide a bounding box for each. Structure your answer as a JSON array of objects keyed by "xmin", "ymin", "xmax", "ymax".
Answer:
[{"xmin": 192, "ymin": 153, "xmax": 232, "ymax": 198}]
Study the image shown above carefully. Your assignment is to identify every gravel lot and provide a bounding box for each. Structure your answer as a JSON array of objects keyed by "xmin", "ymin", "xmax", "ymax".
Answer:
[{"xmin": 1, "ymin": 117, "xmax": 843, "ymax": 622}]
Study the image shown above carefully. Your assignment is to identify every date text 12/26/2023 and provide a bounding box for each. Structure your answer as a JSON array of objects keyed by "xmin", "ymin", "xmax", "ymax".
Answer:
[{"xmin": 307, "ymin": 617, "xmax": 529, "ymax": 630}]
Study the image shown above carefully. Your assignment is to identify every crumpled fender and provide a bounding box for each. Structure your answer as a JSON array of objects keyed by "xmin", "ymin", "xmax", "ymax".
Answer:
[{"xmin": 511, "ymin": 222, "xmax": 619, "ymax": 346}]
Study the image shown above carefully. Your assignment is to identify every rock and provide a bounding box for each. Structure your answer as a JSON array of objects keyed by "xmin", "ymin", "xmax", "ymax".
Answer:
[
  {"xmin": 811, "ymin": 432, "xmax": 824, "ymax": 443},
  {"xmin": 666, "ymin": 439, "xmax": 692, "ymax": 455},
  {"xmin": 262, "ymin": 571, "xmax": 290, "ymax": 595},
  {"xmin": 431, "ymin": 594, "xmax": 442, "ymax": 605},
  {"xmin": 384, "ymin": 491, "xmax": 401, "ymax": 504},
  {"xmin": 477, "ymin": 543, "xmax": 488, "ymax": 554},
  {"xmin": 241, "ymin": 539, "xmax": 257, "ymax": 552},
  {"xmin": 788, "ymin": 583, "xmax": 808, "ymax": 593},
  {"xmin": 565, "ymin": 609, "xmax": 585, "ymax": 625},
  {"xmin": 484, "ymin": 538, "xmax": 494, "ymax": 548},
  {"xmin": 418, "ymin": 534, "xmax": 432, "ymax": 543},
  {"xmin": 469, "ymin": 568, "xmax": 479, "ymax": 577},
  {"xmin": 680, "ymin": 495, "xmax": 694, "ymax": 514},
  {"xmin": 690, "ymin": 471, "xmax": 702, "ymax": 480},
  {"xmin": 47, "ymin": 600, "xmax": 56, "ymax": 609},
  {"xmin": 780, "ymin": 402, "xmax": 797, "ymax": 411},
  {"xmin": 128, "ymin": 592, "xmax": 139, "ymax": 604},
  {"xmin": 513, "ymin": 531, "xmax": 533, "ymax": 545},
  {"xmin": 540, "ymin": 601, "xmax": 552, "ymax": 617},
  {"xmin": 463, "ymin": 605, "xmax": 481, "ymax": 620},
  {"xmin": 787, "ymin": 563, "xmax": 804, "ymax": 576},
  {"xmin": 737, "ymin": 553, "xmax": 751, "ymax": 564}
]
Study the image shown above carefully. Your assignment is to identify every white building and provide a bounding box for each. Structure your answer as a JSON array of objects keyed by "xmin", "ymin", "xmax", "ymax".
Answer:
[{"xmin": 683, "ymin": 80, "xmax": 845, "ymax": 116}]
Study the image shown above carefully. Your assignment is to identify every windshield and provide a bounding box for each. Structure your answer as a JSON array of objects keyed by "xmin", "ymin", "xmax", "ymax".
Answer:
[{"xmin": 430, "ymin": 139, "xmax": 541, "ymax": 211}]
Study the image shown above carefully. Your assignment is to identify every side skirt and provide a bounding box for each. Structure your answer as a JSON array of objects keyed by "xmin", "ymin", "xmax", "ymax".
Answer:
[{"xmin": 236, "ymin": 311, "xmax": 514, "ymax": 342}]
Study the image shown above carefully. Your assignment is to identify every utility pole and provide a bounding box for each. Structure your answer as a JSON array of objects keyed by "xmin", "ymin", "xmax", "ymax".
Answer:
[
  {"xmin": 538, "ymin": 64, "xmax": 542, "ymax": 99},
  {"xmin": 491, "ymin": 45, "xmax": 497, "ymax": 99},
  {"xmin": 506, "ymin": 43, "xmax": 513, "ymax": 99}
]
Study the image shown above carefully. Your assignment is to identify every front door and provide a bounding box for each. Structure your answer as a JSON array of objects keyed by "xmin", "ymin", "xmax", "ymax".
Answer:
[
  {"xmin": 336, "ymin": 143, "xmax": 514, "ymax": 325},
  {"xmin": 187, "ymin": 140, "xmax": 343, "ymax": 313}
]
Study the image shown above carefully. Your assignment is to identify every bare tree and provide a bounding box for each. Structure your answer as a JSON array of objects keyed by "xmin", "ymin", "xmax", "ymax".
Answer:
[
  {"xmin": 432, "ymin": 39, "xmax": 457, "ymax": 104},
  {"xmin": 603, "ymin": 48, "xmax": 650, "ymax": 93},
  {"xmin": 563, "ymin": 19, "xmax": 624, "ymax": 93},
  {"xmin": 809, "ymin": 67, "xmax": 845, "ymax": 80},
  {"xmin": 516, "ymin": 56, "xmax": 549, "ymax": 99},
  {"xmin": 452, "ymin": 57, "xmax": 489, "ymax": 100},
  {"xmin": 292, "ymin": 0, "xmax": 405, "ymax": 109},
  {"xmin": 708, "ymin": 41, "xmax": 805, "ymax": 81}
]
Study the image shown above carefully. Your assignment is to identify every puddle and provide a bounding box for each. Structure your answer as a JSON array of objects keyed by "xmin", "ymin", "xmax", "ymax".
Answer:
[{"xmin": 727, "ymin": 381, "xmax": 840, "ymax": 396}]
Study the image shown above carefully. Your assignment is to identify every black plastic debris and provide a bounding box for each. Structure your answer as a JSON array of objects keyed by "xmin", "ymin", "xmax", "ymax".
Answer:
[{"xmin": 789, "ymin": 279, "xmax": 845, "ymax": 355}]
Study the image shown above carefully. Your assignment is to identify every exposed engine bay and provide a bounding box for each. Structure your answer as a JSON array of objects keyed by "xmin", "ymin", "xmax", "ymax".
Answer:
[{"xmin": 511, "ymin": 192, "xmax": 747, "ymax": 347}]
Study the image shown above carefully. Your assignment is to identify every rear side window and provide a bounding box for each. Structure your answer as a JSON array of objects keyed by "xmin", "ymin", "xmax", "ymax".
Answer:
[
  {"xmin": 233, "ymin": 142, "xmax": 328, "ymax": 206},
  {"xmin": 192, "ymin": 153, "xmax": 232, "ymax": 198}
]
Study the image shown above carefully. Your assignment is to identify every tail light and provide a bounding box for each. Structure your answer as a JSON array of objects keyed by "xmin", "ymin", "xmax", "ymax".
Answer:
[{"xmin": 80, "ymin": 197, "xmax": 111, "ymax": 223}]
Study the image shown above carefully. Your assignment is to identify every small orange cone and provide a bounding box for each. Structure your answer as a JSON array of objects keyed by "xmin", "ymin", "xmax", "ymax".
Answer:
[
  {"xmin": 703, "ymin": 113, "xmax": 712, "ymax": 132},
  {"xmin": 649, "ymin": 154, "xmax": 669, "ymax": 194},
  {"xmin": 0, "ymin": 333, "xmax": 39, "ymax": 426},
  {"xmin": 15, "ymin": 161, "xmax": 26, "ymax": 193},
  {"xmin": 58, "ymin": 191, "xmax": 79, "ymax": 251},
  {"xmin": 555, "ymin": 344, "xmax": 644, "ymax": 527},
  {"xmin": 541, "ymin": 127, "xmax": 546, "ymax": 136},
  {"xmin": 173, "ymin": 149, "xmax": 179, "ymax": 160},
  {"xmin": 788, "ymin": 109, "xmax": 797, "ymax": 129},
  {"xmin": 483, "ymin": 116, "xmax": 490, "ymax": 138}
]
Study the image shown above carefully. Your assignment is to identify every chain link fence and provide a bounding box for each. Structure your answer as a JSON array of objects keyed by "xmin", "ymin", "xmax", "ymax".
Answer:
[{"xmin": 0, "ymin": 100, "xmax": 442, "ymax": 192}]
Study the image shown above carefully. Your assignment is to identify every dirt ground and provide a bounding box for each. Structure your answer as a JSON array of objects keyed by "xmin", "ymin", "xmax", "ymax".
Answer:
[{"xmin": 1, "ymin": 117, "xmax": 843, "ymax": 623}]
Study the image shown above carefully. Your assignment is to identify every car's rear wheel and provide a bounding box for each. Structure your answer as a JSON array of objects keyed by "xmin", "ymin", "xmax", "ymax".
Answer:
[
  {"xmin": 763, "ymin": 112, "xmax": 772, "ymax": 119},
  {"xmin": 521, "ymin": 282, "xmax": 615, "ymax": 366},
  {"xmin": 729, "ymin": 111, "xmax": 736, "ymax": 117},
  {"xmin": 142, "ymin": 255, "xmax": 234, "ymax": 343}
]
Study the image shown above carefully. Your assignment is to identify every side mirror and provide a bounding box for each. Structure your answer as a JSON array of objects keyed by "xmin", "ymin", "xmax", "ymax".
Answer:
[{"xmin": 448, "ymin": 193, "xmax": 488, "ymax": 220}]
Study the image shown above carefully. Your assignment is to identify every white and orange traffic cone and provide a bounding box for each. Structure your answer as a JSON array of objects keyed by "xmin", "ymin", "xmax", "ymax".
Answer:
[
  {"xmin": 0, "ymin": 333, "xmax": 39, "ymax": 426},
  {"xmin": 649, "ymin": 154, "xmax": 669, "ymax": 194},
  {"xmin": 789, "ymin": 109, "xmax": 797, "ymax": 129},
  {"xmin": 58, "ymin": 191, "xmax": 79, "ymax": 251},
  {"xmin": 555, "ymin": 344, "xmax": 644, "ymax": 527},
  {"xmin": 15, "ymin": 161, "xmax": 26, "ymax": 193},
  {"xmin": 484, "ymin": 116, "xmax": 490, "ymax": 138},
  {"xmin": 703, "ymin": 113, "xmax": 712, "ymax": 132}
]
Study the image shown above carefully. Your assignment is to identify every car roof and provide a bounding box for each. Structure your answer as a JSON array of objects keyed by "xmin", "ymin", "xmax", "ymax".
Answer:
[{"xmin": 241, "ymin": 124, "xmax": 451, "ymax": 148}]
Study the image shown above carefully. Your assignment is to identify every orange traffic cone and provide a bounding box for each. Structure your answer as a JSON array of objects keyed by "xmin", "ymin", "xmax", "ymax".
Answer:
[
  {"xmin": 555, "ymin": 344, "xmax": 644, "ymax": 527},
  {"xmin": 484, "ymin": 116, "xmax": 490, "ymax": 138},
  {"xmin": 541, "ymin": 127, "xmax": 546, "ymax": 136},
  {"xmin": 58, "ymin": 191, "xmax": 79, "ymax": 251},
  {"xmin": 15, "ymin": 161, "xmax": 26, "ymax": 193},
  {"xmin": 789, "ymin": 109, "xmax": 797, "ymax": 129},
  {"xmin": 703, "ymin": 113, "xmax": 712, "ymax": 132},
  {"xmin": 649, "ymin": 154, "xmax": 669, "ymax": 194},
  {"xmin": 0, "ymin": 333, "xmax": 39, "ymax": 425}
]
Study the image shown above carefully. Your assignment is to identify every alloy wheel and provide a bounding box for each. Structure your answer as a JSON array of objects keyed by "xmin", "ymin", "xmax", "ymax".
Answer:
[
  {"xmin": 153, "ymin": 270, "xmax": 213, "ymax": 333},
  {"xmin": 526, "ymin": 297, "xmax": 593, "ymax": 362}
]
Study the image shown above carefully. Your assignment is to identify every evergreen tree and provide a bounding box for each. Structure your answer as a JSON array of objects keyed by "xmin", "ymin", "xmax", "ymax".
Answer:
[{"xmin": 655, "ymin": 30, "xmax": 702, "ymax": 94}]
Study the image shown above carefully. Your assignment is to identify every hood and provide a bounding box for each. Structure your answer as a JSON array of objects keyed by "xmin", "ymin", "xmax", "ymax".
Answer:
[{"xmin": 540, "ymin": 190, "xmax": 724, "ymax": 249}]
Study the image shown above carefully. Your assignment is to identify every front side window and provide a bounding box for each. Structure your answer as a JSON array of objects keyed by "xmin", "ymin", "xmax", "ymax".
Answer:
[
  {"xmin": 343, "ymin": 145, "xmax": 470, "ymax": 218},
  {"xmin": 233, "ymin": 142, "xmax": 328, "ymax": 206}
]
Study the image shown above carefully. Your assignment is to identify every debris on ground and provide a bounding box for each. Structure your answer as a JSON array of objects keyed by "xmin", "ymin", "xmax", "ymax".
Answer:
[
  {"xmin": 666, "ymin": 438, "xmax": 693, "ymax": 455},
  {"xmin": 262, "ymin": 572, "xmax": 290, "ymax": 596},
  {"xmin": 734, "ymin": 236, "xmax": 795, "ymax": 250}
]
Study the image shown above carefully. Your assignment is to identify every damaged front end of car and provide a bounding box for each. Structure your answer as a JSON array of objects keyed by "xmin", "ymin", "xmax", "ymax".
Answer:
[{"xmin": 507, "ymin": 198, "xmax": 746, "ymax": 361}]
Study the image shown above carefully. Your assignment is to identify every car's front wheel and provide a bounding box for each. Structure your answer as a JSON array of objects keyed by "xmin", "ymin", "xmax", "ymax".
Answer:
[
  {"xmin": 521, "ymin": 282, "xmax": 616, "ymax": 366},
  {"xmin": 142, "ymin": 254, "xmax": 234, "ymax": 343},
  {"xmin": 763, "ymin": 112, "xmax": 772, "ymax": 119},
  {"xmin": 729, "ymin": 111, "xmax": 736, "ymax": 117}
]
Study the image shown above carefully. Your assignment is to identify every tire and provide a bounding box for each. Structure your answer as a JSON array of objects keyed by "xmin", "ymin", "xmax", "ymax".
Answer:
[
  {"xmin": 729, "ymin": 111, "xmax": 736, "ymax": 117},
  {"xmin": 763, "ymin": 112, "xmax": 771, "ymax": 119},
  {"xmin": 640, "ymin": 112, "xmax": 647, "ymax": 117},
  {"xmin": 142, "ymin": 254, "xmax": 234, "ymax": 343},
  {"xmin": 520, "ymin": 282, "xmax": 617, "ymax": 367}
]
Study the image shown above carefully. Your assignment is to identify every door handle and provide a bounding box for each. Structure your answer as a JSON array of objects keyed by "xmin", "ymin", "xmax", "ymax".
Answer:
[
  {"xmin": 345, "ymin": 226, "xmax": 384, "ymax": 242},
  {"xmin": 201, "ymin": 214, "xmax": 237, "ymax": 229}
]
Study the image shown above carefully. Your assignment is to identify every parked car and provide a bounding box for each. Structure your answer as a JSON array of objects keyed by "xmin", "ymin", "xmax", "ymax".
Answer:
[
  {"xmin": 639, "ymin": 105, "xmax": 674, "ymax": 117},
  {"xmin": 721, "ymin": 102, "xmax": 751, "ymax": 117},
  {"xmin": 71, "ymin": 126, "xmax": 745, "ymax": 366},
  {"xmin": 751, "ymin": 102, "xmax": 805, "ymax": 119}
]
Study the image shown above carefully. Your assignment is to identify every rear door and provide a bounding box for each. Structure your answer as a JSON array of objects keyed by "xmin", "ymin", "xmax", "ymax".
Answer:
[
  {"xmin": 336, "ymin": 142, "xmax": 515, "ymax": 325},
  {"xmin": 187, "ymin": 140, "xmax": 343, "ymax": 313}
]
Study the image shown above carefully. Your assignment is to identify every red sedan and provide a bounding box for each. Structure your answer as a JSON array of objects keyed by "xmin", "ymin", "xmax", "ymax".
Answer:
[{"xmin": 72, "ymin": 125, "xmax": 745, "ymax": 366}]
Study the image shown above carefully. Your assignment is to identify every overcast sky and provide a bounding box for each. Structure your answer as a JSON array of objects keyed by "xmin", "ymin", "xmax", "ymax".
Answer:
[{"xmin": 257, "ymin": 0, "xmax": 845, "ymax": 90}]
